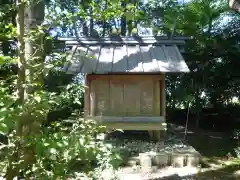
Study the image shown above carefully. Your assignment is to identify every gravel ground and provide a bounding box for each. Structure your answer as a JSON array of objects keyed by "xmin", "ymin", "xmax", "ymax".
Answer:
[
  {"xmin": 119, "ymin": 167, "xmax": 238, "ymax": 180},
  {"xmin": 106, "ymin": 134, "xmax": 198, "ymax": 157},
  {"xmin": 106, "ymin": 133, "xmax": 239, "ymax": 180}
]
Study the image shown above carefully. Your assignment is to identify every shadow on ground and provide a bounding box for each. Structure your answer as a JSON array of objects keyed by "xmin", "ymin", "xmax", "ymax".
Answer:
[
  {"xmin": 159, "ymin": 163, "xmax": 240, "ymax": 180},
  {"xmin": 167, "ymin": 123, "xmax": 239, "ymax": 158}
]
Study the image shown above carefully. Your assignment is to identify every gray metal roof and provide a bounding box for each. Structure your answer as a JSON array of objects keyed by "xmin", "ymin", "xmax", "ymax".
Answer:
[{"xmin": 61, "ymin": 36, "xmax": 190, "ymax": 74}]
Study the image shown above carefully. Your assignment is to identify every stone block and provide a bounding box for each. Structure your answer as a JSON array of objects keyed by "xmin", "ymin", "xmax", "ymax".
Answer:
[
  {"xmin": 127, "ymin": 160, "xmax": 137, "ymax": 166},
  {"xmin": 129, "ymin": 156, "xmax": 140, "ymax": 165},
  {"xmin": 139, "ymin": 153, "xmax": 152, "ymax": 171},
  {"xmin": 186, "ymin": 154, "xmax": 200, "ymax": 167},
  {"xmin": 152, "ymin": 152, "xmax": 168, "ymax": 167},
  {"xmin": 151, "ymin": 166, "xmax": 158, "ymax": 173},
  {"xmin": 172, "ymin": 153, "xmax": 185, "ymax": 168},
  {"xmin": 132, "ymin": 165, "xmax": 141, "ymax": 173}
]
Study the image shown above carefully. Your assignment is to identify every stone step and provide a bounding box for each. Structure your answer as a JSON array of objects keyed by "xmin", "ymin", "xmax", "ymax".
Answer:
[
  {"xmin": 127, "ymin": 156, "xmax": 140, "ymax": 166},
  {"xmin": 139, "ymin": 151, "xmax": 200, "ymax": 168}
]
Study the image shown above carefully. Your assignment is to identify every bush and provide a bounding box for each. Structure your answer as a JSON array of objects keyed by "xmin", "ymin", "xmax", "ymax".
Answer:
[{"xmin": 0, "ymin": 76, "xmax": 121, "ymax": 179}]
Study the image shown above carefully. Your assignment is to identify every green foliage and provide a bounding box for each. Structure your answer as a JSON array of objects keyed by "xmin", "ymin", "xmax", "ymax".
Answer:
[
  {"xmin": 0, "ymin": 1, "xmax": 122, "ymax": 179},
  {"xmin": 1, "ymin": 0, "xmax": 240, "ymax": 178},
  {"xmin": 0, "ymin": 68, "xmax": 118, "ymax": 179},
  {"xmin": 58, "ymin": 83, "xmax": 84, "ymax": 109}
]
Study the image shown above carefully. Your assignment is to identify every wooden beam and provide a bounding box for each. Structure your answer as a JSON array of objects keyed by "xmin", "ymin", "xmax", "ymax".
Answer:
[
  {"xmin": 87, "ymin": 74, "xmax": 163, "ymax": 81},
  {"xmin": 86, "ymin": 116, "xmax": 165, "ymax": 123},
  {"xmin": 59, "ymin": 36, "xmax": 192, "ymax": 44},
  {"xmin": 103, "ymin": 122, "xmax": 167, "ymax": 131},
  {"xmin": 64, "ymin": 40, "xmax": 186, "ymax": 46}
]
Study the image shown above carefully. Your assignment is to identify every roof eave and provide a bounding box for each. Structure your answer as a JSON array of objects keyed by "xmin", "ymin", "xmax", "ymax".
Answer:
[{"xmin": 58, "ymin": 36, "xmax": 192, "ymax": 46}]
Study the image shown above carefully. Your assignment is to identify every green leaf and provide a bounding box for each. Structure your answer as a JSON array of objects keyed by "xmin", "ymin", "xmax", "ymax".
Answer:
[
  {"xmin": 45, "ymin": 64, "xmax": 54, "ymax": 69},
  {"xmin": 34, "ymin": 96, "xmax": 41, "ymax": 102},
  {"xmin": 125, "ymin": 12, "xmax": 134, "ymax": 21},
  {"xmin": 0, "ymin": 56, "xmax": 3, "ymax": 65},
  {"xmin": 0, "ymin": 144, "xmax": 7, "ymax": 151},
  {"xmin": 56, "ymin": 142, "xmax": 64, "ymax": 148},
  {"xmin": 43, "ymin": 143, "xmax": 50, "ymax": 147},
  {"xmin": 0, "ymin": 123, "xmax": 8, "ymax": 135},
  {"xmin": 49, "ymin": 148, "xmax": 57, "ymax": 154}
]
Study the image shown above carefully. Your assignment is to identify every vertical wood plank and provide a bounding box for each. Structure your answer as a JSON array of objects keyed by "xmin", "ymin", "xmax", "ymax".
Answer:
[
  {"xmin": 90, "ymin": 80, "xmax": 96, "ymax": 116},
  {"xmin": 95, "ymin": 80, "xmax": 109, "ymax": 116},
  {"xmin": 140, "ymin": 80, "xmax": 154, "ymax": 116},
  {"xmin": 96, "ymin": 47, "xmax": 113, "ymax": 73},
  {"xmin": 154, "ymin": 46, "xmax": 168, "ymax": 72},
  {"xmin": 154, "ymin": 80, "xmax": 161, "ymax": 116},
  {"xmin": 124, "ymin": 82, "xmax": 141, "ymax": 116},
  {"xmin": 83, "ymin": 46, "xmax": 101, "ymax": 74},
  {"xmin": 112, "ymin": 46, "xmax": 128, "ymax": 72},
  {"xmin": 127, "ymin": 46, "xmax": 140, "ymax": 72},
  {"xmin": 84, "ymin": 74, "xmax": 90, "ymax": 117},
  {"xmin": 160, "ymin": 74, "xmax": 166, "ymax": 118},
  {"xmin": 109, "ymin": 81, "xmax": 124, "ymax": 116}
]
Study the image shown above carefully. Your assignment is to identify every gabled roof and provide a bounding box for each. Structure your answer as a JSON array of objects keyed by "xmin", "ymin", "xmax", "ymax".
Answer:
[{"xmin": 60, "ymin": 36, "xmax": 190, "ymax": 74}]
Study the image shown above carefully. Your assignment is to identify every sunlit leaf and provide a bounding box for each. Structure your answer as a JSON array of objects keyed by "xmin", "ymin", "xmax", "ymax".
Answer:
[{"xmin": 0, "ymin": 123, "xmax": 8, "ymax": 135}]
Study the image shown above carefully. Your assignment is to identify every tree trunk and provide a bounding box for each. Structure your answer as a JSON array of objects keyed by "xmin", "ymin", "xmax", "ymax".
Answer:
[
  {"xmin": 120, "ymin": 0, "xmax": 126, "ymax": 36},
  {"xmin": 81, "ymin": 1, "xmax": 88, "ymax": 36},
  {"xmin": 6, "ymin": 1, "xmax": 45, "ymax": 179},
  {"xmin": 195, "ymin": 92, "xmax": 201, "ymax": 130},
  {"xmin": 6, "ymin": 2, "xmax": 26, "ymax": 179},
  {"xmin": 127, "ymin": 20, "xmax": 133, "ymax": 36},
  {"xmin": 90, "ymin": 18, "xmax": 94, "ymax": 36},
  {"xmin": 25, "ymin": 0, "xmax": 45, "ymax": 91},
  {"xmin": 102, "ymin": 0, "xmax": 107, "ymax": 37}
]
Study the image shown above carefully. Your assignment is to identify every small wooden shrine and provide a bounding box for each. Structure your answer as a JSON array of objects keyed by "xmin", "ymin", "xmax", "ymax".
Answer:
[{"xmin": 61, "ymin": 36, "xmax": 190, "ymax": 140}]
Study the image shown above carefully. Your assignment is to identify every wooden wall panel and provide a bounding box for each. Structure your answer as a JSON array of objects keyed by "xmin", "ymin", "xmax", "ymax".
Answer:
[
  {"xmin": 109, "ymin": 82, "xmax": 124, "ymax": 116},
  {"xmin": 87, "ymin": 74, "xmax": 163, "ymax": 117},
  {"xmin": 84, "ymin": 75, "xmax": 90, "ymax": 117},
  {"xmin": 140, "ymin": 80, "xmax": 154, "ymax": 116},
  {"xmin": 90, "ymin": 80, "xmax": 96, "ymax": 116},
  {"xmin": 154, "ymin": 80, "xmax": 161, "ymax": 115},
  {"xmin": 160, "ymin": 74, "xmax": 166, "ymax": 117},
  {"xmin": 93, "ymin": 80, "xmax": 109, "ymax": 116},
  {"xmin": 124, "ymin": 83, "xmax": 141, "ymax": 116}
]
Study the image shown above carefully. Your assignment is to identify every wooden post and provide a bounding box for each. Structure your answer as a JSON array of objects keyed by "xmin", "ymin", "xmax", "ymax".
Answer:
[
  {"xmin": 160, "ymin": 73, "xmax": 166, "ymax": 118},
  {"xmin": 84, "ymin": 74, "xmax": 90, "ymax": 118},
  {"xmin": 90, "ymin": 80, "xmax": 95, "ymax": 116},
  {"xmin": 153, "ymin": 73, "xmax": 166, "ymax": 141}
]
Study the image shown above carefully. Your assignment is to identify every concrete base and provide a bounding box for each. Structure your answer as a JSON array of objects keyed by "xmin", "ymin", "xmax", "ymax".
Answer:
[
  {"xmin": 152, "ymin": 153, "xmax": 169, "ymax": 167},
  {"xmin": 138, "ymin": 151, "xmax": 200, "ymax": 170}
]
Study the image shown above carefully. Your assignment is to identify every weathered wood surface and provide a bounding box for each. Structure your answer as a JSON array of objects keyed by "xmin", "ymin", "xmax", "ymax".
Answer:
[
  {"xmin": 160, "ymin": 74, "xmax": 166, "ymax": 118},
  {"xmin": 86, "ymin": 74, "xmax": 163, "ymax": 117},
  {"xmin": 64, "ymin": 44, "xmax": 190, "ymax": 74},
  {"xmin": 100, "ymin": 122, "xmax": 167, "ymax": 131},
  {"xmin": 86, "ymin": 116, "xmax": 165, "ymax": 122},
  {"xmin": 84, "ymin": 75, "xmax": 90, "ymax": 116},
  {"xmin": 59, "ymin": 36, "xmax": 190, "ymax": 46}
]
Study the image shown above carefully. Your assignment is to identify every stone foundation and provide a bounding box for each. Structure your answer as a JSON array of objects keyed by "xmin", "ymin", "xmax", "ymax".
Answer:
[
  {"xmin": 138, "ymin": 151, "xmax": 200, "ymax": 169},
  {"xmin": 106, "ymin": 133, "xmax": 201, "ymax": 172}
]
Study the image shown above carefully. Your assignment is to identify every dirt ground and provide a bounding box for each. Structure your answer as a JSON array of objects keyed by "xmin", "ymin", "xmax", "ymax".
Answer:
[{"xmin": 114, "ymin": 124, "xmax": 240, "ymax": 180}]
